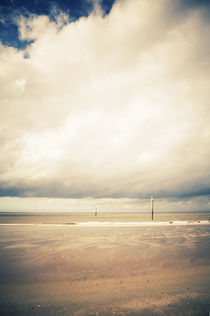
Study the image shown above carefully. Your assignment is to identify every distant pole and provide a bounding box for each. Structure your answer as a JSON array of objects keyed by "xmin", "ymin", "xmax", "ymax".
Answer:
[
  {"xmin": 151, "ymin": 195, "xmax": 154, "ymax": 221},
  {"xmin": 95, "ymin": 208, "xmax": 97, "ymax": 216}
]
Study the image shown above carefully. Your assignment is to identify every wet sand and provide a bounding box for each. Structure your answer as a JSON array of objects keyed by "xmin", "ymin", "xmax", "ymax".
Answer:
[{"xmin": 0, "ymin": 224, "xmax": 210, "ymax": 315}]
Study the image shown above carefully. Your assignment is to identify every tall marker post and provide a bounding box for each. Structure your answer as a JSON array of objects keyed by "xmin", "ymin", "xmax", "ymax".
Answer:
[{"xmin": 151, "ymin": 195, "xmax": 154, "ymax": 221}]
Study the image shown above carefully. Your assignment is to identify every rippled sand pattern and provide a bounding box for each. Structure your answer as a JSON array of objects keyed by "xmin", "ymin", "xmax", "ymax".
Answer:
[{"xmin": 0, "ymin": 218, "xmax": 210, "ymax": 315}]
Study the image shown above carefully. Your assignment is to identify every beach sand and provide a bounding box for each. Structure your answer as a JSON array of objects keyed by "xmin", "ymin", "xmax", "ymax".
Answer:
[{"xmin": 0, "ymin": 224, "xmax": 210, "ymax": 315}]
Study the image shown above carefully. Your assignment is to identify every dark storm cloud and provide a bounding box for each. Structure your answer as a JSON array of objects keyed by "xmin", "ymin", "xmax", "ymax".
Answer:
[
  {"xmin": 178, "ymin": 0, "xmax": 210, "ymax": 22},
  {"xmin": 180, "ymin": 0, "xmax": 210, "ymax": 9}
]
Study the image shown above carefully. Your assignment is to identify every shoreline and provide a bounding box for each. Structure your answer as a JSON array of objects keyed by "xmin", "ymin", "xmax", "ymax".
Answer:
[{"xmin": 0, "ymin": 220, "xmax": 209, "ymax": 227}]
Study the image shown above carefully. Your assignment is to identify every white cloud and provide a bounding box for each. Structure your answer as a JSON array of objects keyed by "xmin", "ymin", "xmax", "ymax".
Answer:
[{"xmin": 0, "ymin": 0, "xmax": 209, "ymax": 211}]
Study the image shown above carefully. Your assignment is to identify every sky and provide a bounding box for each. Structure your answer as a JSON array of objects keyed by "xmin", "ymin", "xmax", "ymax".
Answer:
[{"xmin": 0, "ymin": 0, "xmax": 210, "ymax": 212}]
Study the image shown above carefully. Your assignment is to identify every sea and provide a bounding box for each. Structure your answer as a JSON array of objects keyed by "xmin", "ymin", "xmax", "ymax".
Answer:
[{"xmin": 0, "ymin": 211, "xmax": 209, "ymax": 225}]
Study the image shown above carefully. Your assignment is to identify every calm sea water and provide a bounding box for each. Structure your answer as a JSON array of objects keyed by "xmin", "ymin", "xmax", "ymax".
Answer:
[{"xmin": 0, "ymin": 211, "xmax": 209, "ymax": 224}]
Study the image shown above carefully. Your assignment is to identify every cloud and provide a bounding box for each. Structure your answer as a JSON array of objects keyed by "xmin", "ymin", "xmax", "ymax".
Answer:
[{"xmin": 0, "ymin": 0, "xmax": 209, "ymax": 211}]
